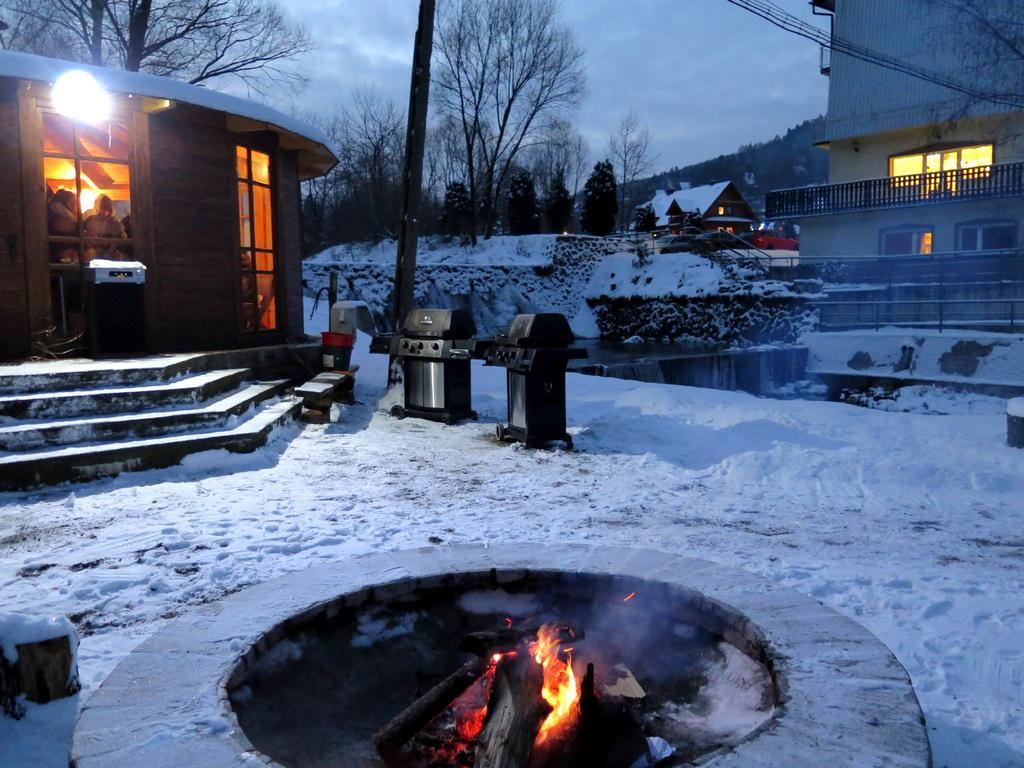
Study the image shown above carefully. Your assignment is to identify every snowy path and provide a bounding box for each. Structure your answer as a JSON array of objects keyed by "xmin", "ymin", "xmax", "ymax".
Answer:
[{"xmin": 1, "ymin": 339, "xmax": 1022, "ymax": 767}]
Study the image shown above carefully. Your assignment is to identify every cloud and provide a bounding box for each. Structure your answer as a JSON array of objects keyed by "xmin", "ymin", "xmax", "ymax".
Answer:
[{"xmin": 282, "ymin": 0, "xmax": 828, "ymax": 170}]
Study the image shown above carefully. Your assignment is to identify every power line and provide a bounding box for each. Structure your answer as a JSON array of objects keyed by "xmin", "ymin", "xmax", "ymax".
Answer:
[{"xmin": 724, "ymin": 0, "xmax": 1024, "ymax": 110}]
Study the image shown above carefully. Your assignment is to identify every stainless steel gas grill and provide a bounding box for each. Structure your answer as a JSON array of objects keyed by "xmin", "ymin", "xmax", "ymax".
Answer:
[
  {"xmin": 371, "ymin": 308, "xmax": 478, "ymax": 423},
  {"xmin": 483, "ymin": 313, "xmax": 587, "ymax": 448}
]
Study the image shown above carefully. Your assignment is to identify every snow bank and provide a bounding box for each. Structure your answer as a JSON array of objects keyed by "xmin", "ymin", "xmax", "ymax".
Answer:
[
  {"xmin": 584, "ymin": 252, "xmax": 724, "ymax": 299},
  {"xmin": 305, "ymin": 235, "xmax": 614, "ymax": 336},
  {"xmin": 308, "ymin": 234, "xmax": 557, "ymax": 268},
  {"xmin": 1009, "ymin": 398, "xmax": 1024, "ymax": 418},
  {"xmin": 306, "ymin": 235, "xmax": 812, "ymax": 343},
  {"xmin": 805, "ymin": 330, "xmax": 1024, "ymax": 387}
]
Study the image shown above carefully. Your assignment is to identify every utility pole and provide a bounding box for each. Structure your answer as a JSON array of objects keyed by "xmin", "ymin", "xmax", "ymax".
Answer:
[{"xmin": 392, "ymin": 0, "xmax": 436, "ymax": 334}]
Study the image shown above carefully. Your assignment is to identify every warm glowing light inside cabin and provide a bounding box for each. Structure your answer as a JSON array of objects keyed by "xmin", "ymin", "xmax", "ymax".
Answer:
[{"xmin": 236, "ymin": 145, "xmax": 277, "ymax": 332}]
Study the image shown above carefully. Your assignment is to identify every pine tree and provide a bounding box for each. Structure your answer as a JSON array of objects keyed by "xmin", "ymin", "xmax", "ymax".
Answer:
[
  {"xmin": 581, "ymin": 160, "xmax": 618, "ymax": 236},
  {"xmin": 441, "ymin": 182, "xmax": 472, "ymax": 238},
  {"xmin": 633, "ymin": 202, "xmax": 657, "ymax": 232},
  {"xmin": 544, "ymin": 169, "xmax": 574, "ymax": 234},
  {"xmin": 507, "ymin": 170, "xmax": 540, "ymax": 235}
]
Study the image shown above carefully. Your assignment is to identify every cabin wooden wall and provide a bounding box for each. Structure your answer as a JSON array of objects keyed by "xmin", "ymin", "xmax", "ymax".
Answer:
[
  {"xmin": 147, "ymin": 105, "xmax": 240, "ymax": 351},
  {"xmin": 0, "ymin": 84, "xmax": 28, "ymax": 360},
  {"xmin": 274, "ymin": 149, "xmax": 304, "ymax": 341}
]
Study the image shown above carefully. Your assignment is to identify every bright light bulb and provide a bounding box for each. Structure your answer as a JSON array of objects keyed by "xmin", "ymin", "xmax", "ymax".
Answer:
[{"xmin": 52, "ymin": 70, "xmax": 110, "ymax": 124}]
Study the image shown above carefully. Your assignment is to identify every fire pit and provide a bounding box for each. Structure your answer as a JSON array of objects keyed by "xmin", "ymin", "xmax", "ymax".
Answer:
[
  {"xmin": 232, "ymin": 573, "xmax": 775, "ymax": 768},
  {"xmin": 71, "ymin": 546, "xmax": 932, "ymax": 768}
]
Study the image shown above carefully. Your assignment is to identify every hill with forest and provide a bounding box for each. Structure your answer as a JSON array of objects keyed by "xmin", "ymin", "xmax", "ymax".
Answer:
[{"xmin": 630, "ymin": 117, "xmax": 828, "ymax": 216}]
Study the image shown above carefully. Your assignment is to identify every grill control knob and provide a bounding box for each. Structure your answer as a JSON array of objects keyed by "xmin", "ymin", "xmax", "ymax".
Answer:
[
  {"xmin": 417, "ymin": 342, "xmax": 424, "ymax": 350},
  {"xmin": 401, "ymin": 340, "xmax": 408, "ymax": 349},
  {"xmin": 433, "ymin": 342, "xmax": 440, "ymax": 350}
]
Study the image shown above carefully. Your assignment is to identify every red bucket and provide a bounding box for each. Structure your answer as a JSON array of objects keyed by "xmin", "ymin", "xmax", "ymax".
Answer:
[{"xmin": 322, "ymin": 332, "xmax": 356, "ymax": 371}]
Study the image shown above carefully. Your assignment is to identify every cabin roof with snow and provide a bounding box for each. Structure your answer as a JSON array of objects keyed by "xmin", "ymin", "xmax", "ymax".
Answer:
[
  {"xmin": 0, "ymin": 50, "xmax": 336, "ymax": 179},
  {"xmin": 647, "ymin": 181, "xmax": 756, "ymax": 228}
]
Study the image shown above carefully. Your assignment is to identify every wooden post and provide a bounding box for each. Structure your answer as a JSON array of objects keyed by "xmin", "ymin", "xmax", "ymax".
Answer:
[{"xmin": 392, "ymin": 0, "xmax": 436, "ymax": 334}]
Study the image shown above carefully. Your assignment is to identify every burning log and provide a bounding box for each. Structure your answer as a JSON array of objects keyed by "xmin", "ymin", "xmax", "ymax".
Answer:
[
  {"xmin": 474, "ymin": 652, "xmax": 551, "ymax": 768},
  {"xmin": 375, "ymin": 657, "xmax": 488, "ymax": 758}
]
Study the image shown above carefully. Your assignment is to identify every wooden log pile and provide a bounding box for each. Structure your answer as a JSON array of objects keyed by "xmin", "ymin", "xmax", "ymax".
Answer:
[{"xmin": 373, "ymin": 620, "xmax": 657, "ymax": 768}]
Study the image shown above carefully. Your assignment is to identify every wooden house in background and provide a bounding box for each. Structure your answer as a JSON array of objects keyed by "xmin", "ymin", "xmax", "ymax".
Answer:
[
  {"xmin": 0, "ymin": 51, "xmax": 336, "ymax": 361},
  {"xmin": 647, "ymin": 181, "xmax": 757, "ymax": 235}
]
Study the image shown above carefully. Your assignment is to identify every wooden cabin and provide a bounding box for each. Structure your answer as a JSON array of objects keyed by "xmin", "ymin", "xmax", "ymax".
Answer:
[
  {"xmin": 0, "ymin": 51, "xmax": 336, "ymax": 361},
  {"xmin": 648, "ymin": 181, "xmax": 757, "ymax": 235}
]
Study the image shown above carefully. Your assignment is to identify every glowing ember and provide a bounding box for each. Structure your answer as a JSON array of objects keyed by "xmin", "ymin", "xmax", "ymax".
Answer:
[
  {"xmin": 454, "ymin": 651, "xmax": 516, "ymax": 742},
  {"xmin": 623, "ymin": 592, "xmax": 637, "ymax": 603},
  {"xmin": 531, "ymin": 624, "xmax": 580, "ymax": 743}
]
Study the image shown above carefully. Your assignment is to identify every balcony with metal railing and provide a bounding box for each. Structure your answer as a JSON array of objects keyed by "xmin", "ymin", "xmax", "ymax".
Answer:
[{"xmin": 766, "ymin": 161, "xmax": 1024, "ymax": 219}]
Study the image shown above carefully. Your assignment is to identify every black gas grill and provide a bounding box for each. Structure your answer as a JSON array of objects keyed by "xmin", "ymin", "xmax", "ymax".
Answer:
[
  {"xmin": 484, "ymin": 313, "xmax": 587, "ymax": 447},
  {"xmin": 372, "ymin": 308, "xmax": 478, "ymax": 423}
]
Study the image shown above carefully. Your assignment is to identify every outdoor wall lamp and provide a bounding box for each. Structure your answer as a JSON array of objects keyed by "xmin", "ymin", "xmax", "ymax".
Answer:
[{"xmin": 52, "ymin": 70, "xmax": 110, "ymax": 124}]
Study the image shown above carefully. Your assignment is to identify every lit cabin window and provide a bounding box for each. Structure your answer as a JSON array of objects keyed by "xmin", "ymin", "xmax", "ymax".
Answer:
[
  {"xmin": 43, "ymin": 113, "xmax": 133, "ymax": 266},
  {"xmin": 236, "ymin": 146, "xmax": 277, "ymax": 332}
]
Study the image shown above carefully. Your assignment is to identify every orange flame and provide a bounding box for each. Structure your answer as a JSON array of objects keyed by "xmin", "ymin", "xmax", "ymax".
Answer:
[
  {"xmin": 623, "ymin": 592, "xmax": 637, "ymax": 603},
  {"xmin": 455, "ymin": 651, "xmax": 515, "ymax": 742},
  {"xmin": 530, "ymin": 625, "xmax": 580, "ymax": 744}
]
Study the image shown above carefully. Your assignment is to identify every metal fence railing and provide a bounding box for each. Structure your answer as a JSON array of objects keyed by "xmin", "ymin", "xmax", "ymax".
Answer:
[
  {"xmin": 766, "ymin": 161, "xmax": 1024, "ymax": 218},
  {"xmin": 818, "ymin": 298, "xmax": 1024, "ymax": 333}
]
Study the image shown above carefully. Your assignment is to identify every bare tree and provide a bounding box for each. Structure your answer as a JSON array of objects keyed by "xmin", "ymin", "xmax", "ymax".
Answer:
[
  {"xmin": 433, "ymin": 0, "xmax": 585, "ymax": 241},
  {"xmin": 0, "ymin": 0, "xmax": 312, "ymax": 91},
  {"xmin": 608, "ymin": 110, "xmax": 656, "ymax": 232},
  {"xmin": 107, "ymin": 0, "xmax": 313, "ymax": 90},
  {"xmin": 527, "ymin": 118, "xmax": 588, "ymax": 198},
  {"xmin": 300, "ymin": 90, "xmax": 409, "ymax": 249},
  {"xmin": 0, "ymin": 0, "xmax": 104, "ymax": 62}
]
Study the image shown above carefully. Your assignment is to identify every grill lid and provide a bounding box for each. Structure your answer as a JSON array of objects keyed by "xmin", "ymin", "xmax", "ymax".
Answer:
[
  {"xmin": 401, "ymin": 308, "xmax": 477, "ymax": 339},
  {"xmin": 503, "ymin": 313, "xmax": 576, "ymax": 348}
]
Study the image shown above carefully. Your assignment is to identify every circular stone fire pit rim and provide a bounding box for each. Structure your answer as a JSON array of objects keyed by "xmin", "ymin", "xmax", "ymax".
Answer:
[{"xmin": 70, "ymin": 544, "xmax": 932, "ymax": 768}]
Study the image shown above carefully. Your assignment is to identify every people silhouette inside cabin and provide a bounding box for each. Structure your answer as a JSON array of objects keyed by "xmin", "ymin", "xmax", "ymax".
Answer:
[
  {"xmin": 84, "ymin": 194, "xmax": 127, "ymax": 261},
  {"xmin": 47, "ymin": 188, "xmax": 79, "ymax": 264}
]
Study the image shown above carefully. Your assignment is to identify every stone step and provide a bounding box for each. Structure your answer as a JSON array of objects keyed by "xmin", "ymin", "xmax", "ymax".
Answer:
[
  {"xmin": 0, "ymin": 399, "xmax": 300, "ymax": 491},
  {"xmin": 0, "ymin": 353, "xmax": 211, "ymax": 396},
  {"xmin": 0, "ymin": 369, "xmax": 250, "ymax": 421},
  {"xmin": 0, "ymin": 380, "xmax": 288, "ymax": 452}
]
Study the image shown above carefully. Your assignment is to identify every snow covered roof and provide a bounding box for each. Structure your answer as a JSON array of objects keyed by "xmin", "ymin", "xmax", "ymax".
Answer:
[
  {"xmin": 648, "ymin": 181, "xmax": 732, "ymax": 227},
  {"xmin": 0, "ymin": 50, "xmax": 336, "ymax": 179}
]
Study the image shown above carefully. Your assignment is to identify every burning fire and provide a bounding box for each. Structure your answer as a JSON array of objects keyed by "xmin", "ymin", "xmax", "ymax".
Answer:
[
  {"xmin": 454, "ymin": 651, "xmax": 516, "ymax": 741},
  {"xmin": 531, "ymin": 625, "xmax": 580, "ymax": 743}
]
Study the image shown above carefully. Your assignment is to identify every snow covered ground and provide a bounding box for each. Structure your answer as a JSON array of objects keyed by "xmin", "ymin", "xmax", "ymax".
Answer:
[{"xmin": 1, "ymin": 299, "xmax": 1022, "ymax": 767}]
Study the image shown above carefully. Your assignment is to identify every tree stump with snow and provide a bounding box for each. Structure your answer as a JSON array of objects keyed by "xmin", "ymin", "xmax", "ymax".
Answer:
[
  {"xmin": 0, "ymin": 615, "xmax": 80, "ymax": 719},
  {"xmin": 1009, "ymin": 399, "xmax": 1024, "ymax": 449}
]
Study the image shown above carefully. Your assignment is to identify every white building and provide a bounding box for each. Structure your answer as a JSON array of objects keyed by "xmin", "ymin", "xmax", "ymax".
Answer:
[{"xmin": 768, "ymin": 0, "xmax": 1024, "ymax": 263}]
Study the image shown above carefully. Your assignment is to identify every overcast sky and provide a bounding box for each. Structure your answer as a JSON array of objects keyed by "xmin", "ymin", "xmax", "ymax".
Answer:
[{"xmin": 284, "ymin": 0, "xmax": 830, "ymax": 172}]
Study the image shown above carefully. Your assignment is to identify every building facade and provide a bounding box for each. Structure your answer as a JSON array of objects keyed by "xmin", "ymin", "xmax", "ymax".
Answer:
[
  {"xmin": 767, "ymin": 0, "xmax": 1024, "ymax": 261},
  {"xmin": 0, "ymin": 51, "xmax": 336, "ymax": 361}
]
